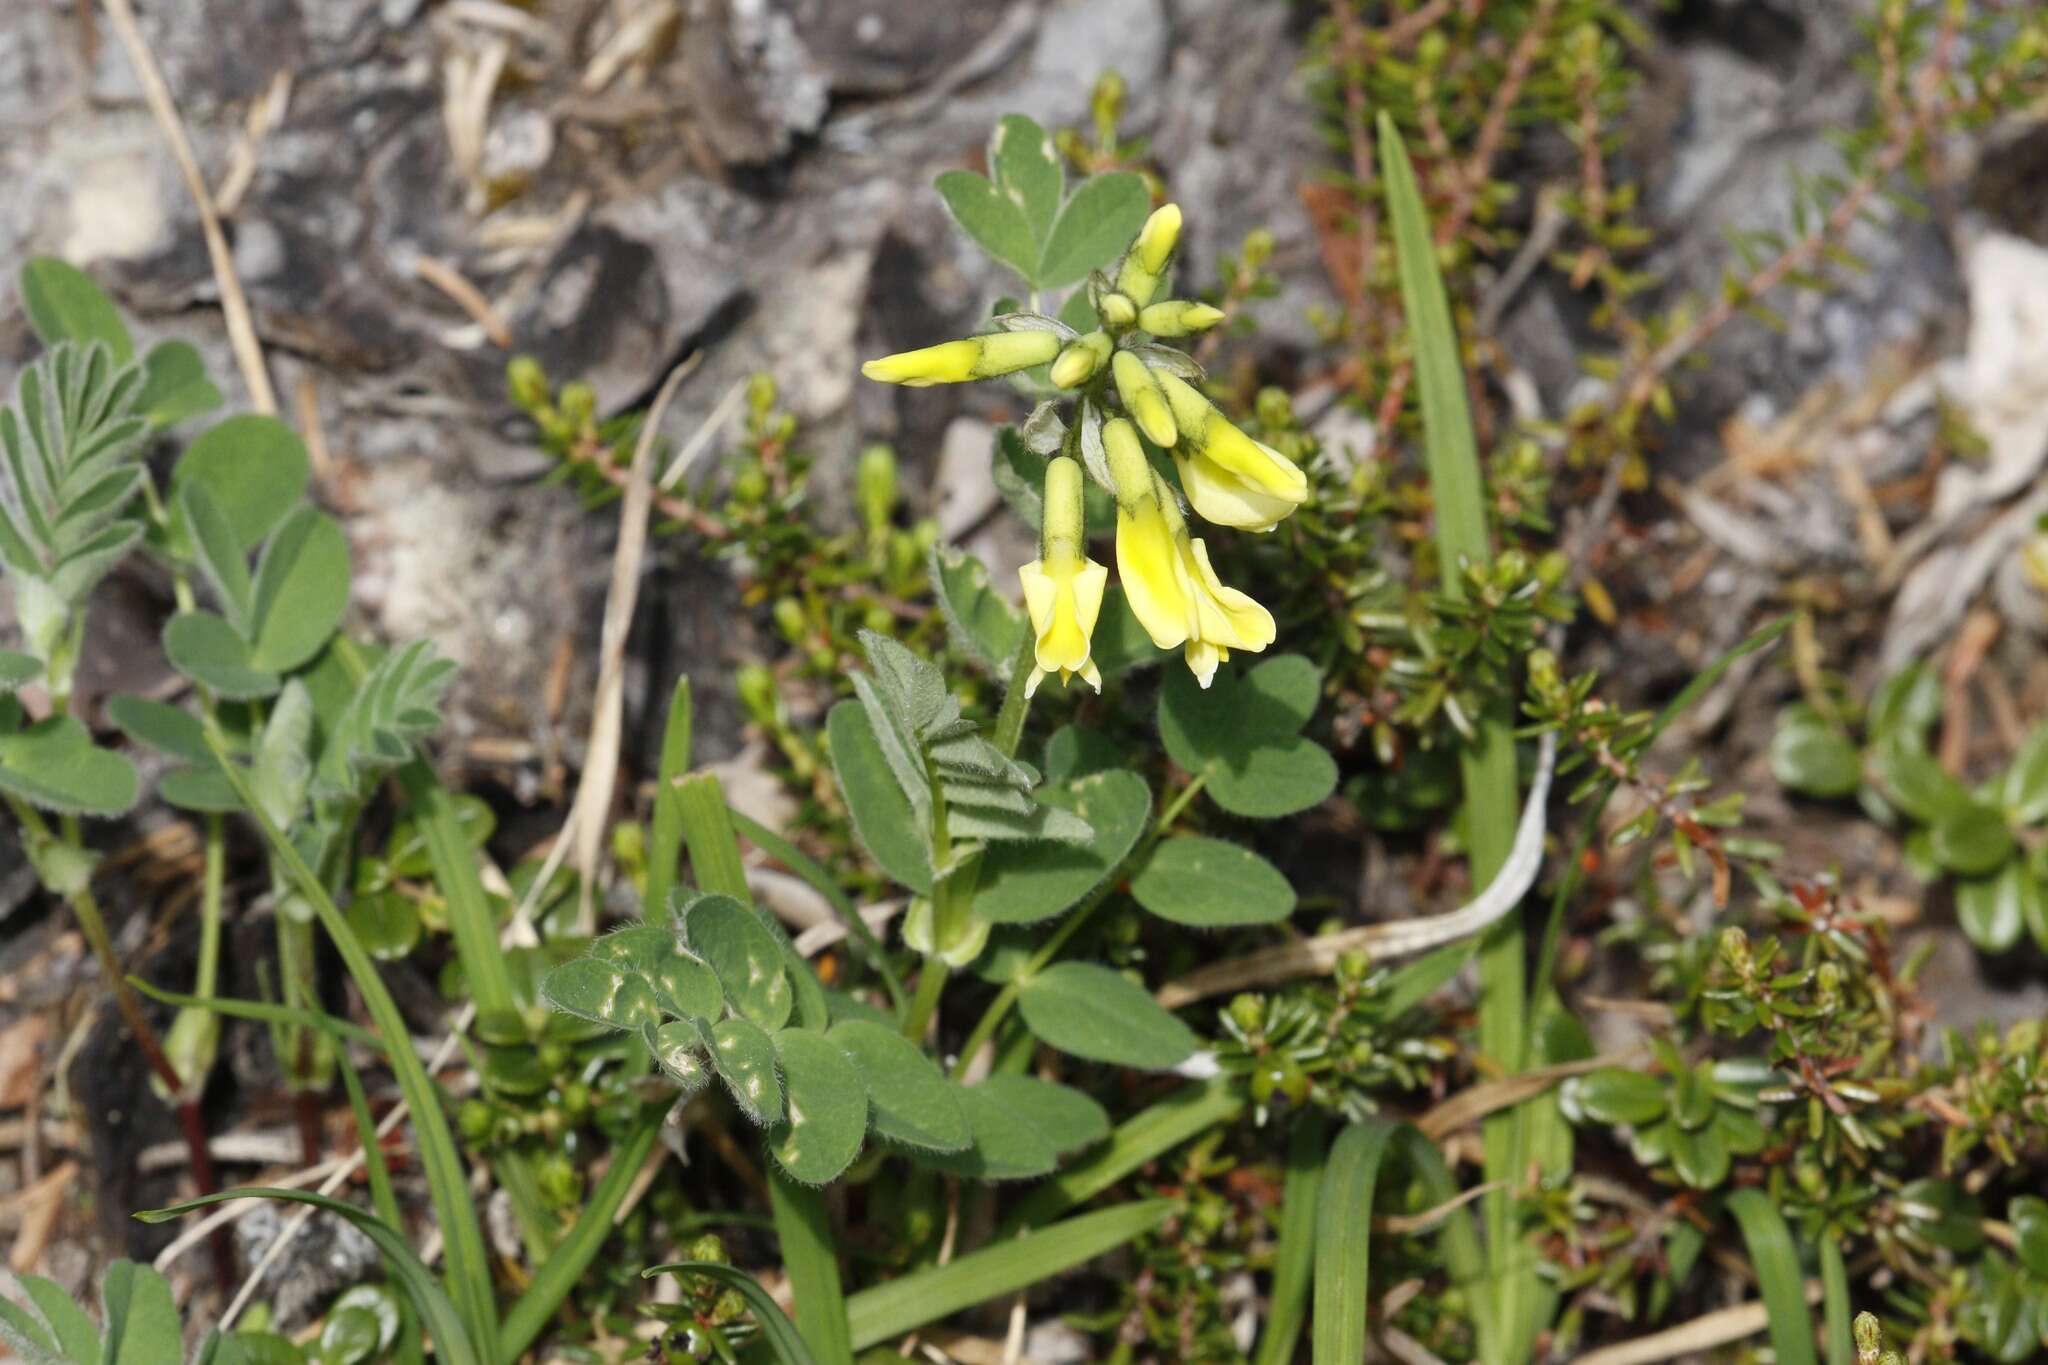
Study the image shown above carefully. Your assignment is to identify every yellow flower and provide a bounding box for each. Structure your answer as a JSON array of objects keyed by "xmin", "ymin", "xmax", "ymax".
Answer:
[
  {"xmin": 1103, "ymin": 418, "xmax": 1275, "ymax": 687},
  {"xmin": 1155, "ymin": 371, "xmax": 1307, "ymax": 532},
  {"xmin": 1114, "ymin": 204, "xmax": 1181, "ymax": 307},
  {"xmin": 861, "ymin": 330, "xmax": 1060, "ymax": 387},
  {"xmin": 1049, "ymin": 330, "xmax": 1112, "ymax": 389},
  {"xmin": 1138, "ymin": 301, "xmax": 1224, "ymax": 336},
  {"xmin": 1112, "ymin": 350, "xmax": 1177, "ymax": 448},
  {"xmin": 1018, "ymin": 456, "xmax": 1106, "ymax": 696}
]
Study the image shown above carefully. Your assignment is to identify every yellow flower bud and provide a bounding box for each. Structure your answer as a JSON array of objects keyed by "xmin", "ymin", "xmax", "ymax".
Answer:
[
  {"xmin": 1097, "ymin": 291, "xmax": 1138, "ymax": 330},
  {"xmin": 1049, "ymin": 330, "xmax": 1112, "ymax": 388},
  {"xmin": 1115, "ymin": 203, "xmax": 1182, "ymax": 306},
  {"xmin": 1155, "ymin": 371, "xmax": 1306, "ymax": 531},
  {"xmin": 1112, "ymin": 351, "xmax": 1177, "ymax": 448},
  {"xmin": 1019, "ymin": 459, "xmax": 1106, "ymax": 696},
  {"xmin": 861, "ymin": 330, "xmax": 1061, "ymax": 387},
  {"xmin": 1138, "ymin": 301, "xmax": 1225, "ymax": 336}
]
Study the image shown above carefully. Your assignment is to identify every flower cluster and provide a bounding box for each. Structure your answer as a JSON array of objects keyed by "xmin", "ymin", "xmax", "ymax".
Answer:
[{"xmin": 862, "ymin": 205, "xmax": 1308, "ymax": 691}]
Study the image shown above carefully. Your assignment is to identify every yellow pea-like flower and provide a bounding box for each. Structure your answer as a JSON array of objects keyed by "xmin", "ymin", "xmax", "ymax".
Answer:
[
  {"xmin": 1103, "ymin": 417, "xmax": 1274, "ymax": 687},
  {"xmin": 1138, "ymin": 301, "xmax": 1225, "ymax": 336},
  {"xmin": 1017, "ymin": 456, "xmax": 1106, "ymax": 697},
  {"xmin": 861, "ymin": 330, "xmax": 1061, "ymax": 387},
  {"xmin": 1155, "ymin": 370, "xmax": 1307, "ymax": 531},
  {"xmin": 1114, "ymin": 203, "xmax": 1182, "ymax": 307},
  {"xmin": 1112, "ymin": 350, "xmax": 1177, "ymax": 449},
  {"xmin": 1049, "ymin": 330, "xmax": 1112, "ymax": 389}
]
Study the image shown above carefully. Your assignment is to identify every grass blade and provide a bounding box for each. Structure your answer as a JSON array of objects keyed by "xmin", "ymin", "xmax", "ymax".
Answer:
[
  {"xmin": 845, "ymin": 1200, "xmax": 1176, "ymax": 1350},
  {"xmin": 644, "ymin": 676, "xmax": 693, "ymax": 916},
  {"xmin": 1379, "ymin": 111, "xmax": 1527, "ymax": 1365},
  {"xmin": 1003, "ymin": 1079, "xmax": 1241, "ymax": 1232},
  {"xmin": 500, "ymin": 1105, "xmax": 667, "ymax": 1363},
  {"xmin": 129, "ymin": 977, "xmax": 382, "ymax": 1050},
  {"xmin": 205, "ymin": 733, "xmax": 501, "ymax": 1361},
  {"xmin": 1726, "ymin": 1188, "xmax": 1820, "ymax": 1365},
  {"xmin": 1252, "ymin": 1112, "xmax": 1326, "ymax": 1365},
  {"xmin": 340, "ymin": 1055, "xmax": 425, "ymax": 1365},
  {"xmin": 1820, "ymin": 1233, "xmax": 1852, "ymax": 1365},
  {"xmin": 678, "ymin": 770, "xmax": 751, "ymax": 902},
  {"xmin": 398, "ymin": 760, "xmax": 519, "ymax": 1023},
  {"xmin": 768, "ymin": 1163, "xmax": 855, "ymax": 1365},
  {"xmin": 643, "ymin": 1261, "xmax": 818, "ymax": 1365},
  {"xmin": 138, "ymin": 1189, "xmax": 482, "ymax": 1365},
  {"xmin": 1313, "ymin": 1119, "xmax": 1492, "ymax": 1365}
]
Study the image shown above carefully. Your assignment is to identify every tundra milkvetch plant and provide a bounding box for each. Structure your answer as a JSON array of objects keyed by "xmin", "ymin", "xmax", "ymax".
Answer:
[{"xmin": 863, "ymin": 198, "xmax": 1307, "ymax": 691}]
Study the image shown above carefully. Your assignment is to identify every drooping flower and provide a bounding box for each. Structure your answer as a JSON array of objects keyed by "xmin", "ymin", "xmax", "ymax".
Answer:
[
  {"xmin": 1154, "ymin": 370, "xmax": 1307, "ymax": 532},
  {"xmin": 1102, "ymin": 417, "xmax": 1275, "ymax": 687},
  {"xmin": 1111, "ymin": 350, "xmax": 1176, "ymax": 448},
  {"xmin": 1017, "ymin": 455, "xmax": 1107, "ymax": 697},
  {"xmin": 861, "ymin": 330, "xmax": 1061, "ymax": 387}
]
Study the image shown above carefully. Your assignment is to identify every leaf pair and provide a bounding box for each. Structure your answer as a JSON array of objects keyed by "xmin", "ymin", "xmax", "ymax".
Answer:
[
  {"xmin": 936, "ymin": 115, "xmax": 1151, "ymax": 294},
  {"xmin": 0, "ymin": 697, "xmax": 138, "ymax": 816}
]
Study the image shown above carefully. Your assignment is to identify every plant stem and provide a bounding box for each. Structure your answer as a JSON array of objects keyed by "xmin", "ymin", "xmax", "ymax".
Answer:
[
  {"xmin": 902, "ymin": 960, "xmax": 950, "ymax": 1042},
  {"xmin": 197, "ymin": 814, "xmax": 224, "ymax": 998},
  {"xmin": 6, "ymin": 794, "xmax": 236, "ymax": 1289}
]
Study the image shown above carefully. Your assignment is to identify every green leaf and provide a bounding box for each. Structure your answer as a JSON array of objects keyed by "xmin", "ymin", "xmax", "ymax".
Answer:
[
  {"xmin": 16, "ymin": 1273, "xmax": 100, "ymax": 1362},
  {"xmin": 163, "ymin": 612, "xmax": 281, "ymax": 699},
  {"xmin": 1956, "ymin": 861, "xmax": 2030, "ymax": 953},
  {"xmin": 183, "ymin": 483, "xmax": 255, "ymax": 629},
  {"xmin": 1930, "ymin": 803, "xmax": 2016, "ymax": 875},
  {"xmin": 540, "ymin": 957, "xmax": 661, "ymax": 1031},
  {"xmin": 1016, "ymin": 962, "xmax": 1195, "ymax": 1070},
  {"xmin": 683, "ymin": 893, "xmax": 795, "ymax": 1030},
  {"xmin": 1870, "ymin": 736, "xmax": 1968, "ymax": 823},
  {"xmin": 20, "ymin": 258, "xmax": 132, "ymax": 362},
  {"xmin": 650, "ymin": 948, "xmax": 725, "ymax": 1023},
  {"xmin": 1564, "ymin": 1068, "xmax": 1667, "ymax": 1126},
  {"xmin": 844, "ymin": 1201, "xmax": 1176, "ymax": 1350},
  {"xmin": 707, "ymin": 1016, "xmax": 785, "ymax": 1124},
  {"xmin": 1769, "ymin": 714, "xmax": 1861, "ymax": 798},
  {"xmin": 645, "ymin": 1020, "xmax": 711, "ymax": 1094},
  {"xmin": 1039, "ymin": 172, "xmax": 1150, "ymax": 289},
  {"xmin": 134, "ymin": 340, "xmax": 222, "ymax": 430},
  {"xmin": 2003, "ymin": 726, "xmax": 2048, "ymax": 825},
  {"xmin": 346, "ymin": 891, "xmax": 421, "ymax": 961},
  {"xmin": 915, "ymin": 1080, "xmax": 1057, "ymax": 1180},
  {"xmin": 1158, "ymin": 656, "xmax": 1337, "ymax": 818},
  {"xmin": 935, "ymin": 170, "xmax": 1039, "ymax": 284},
  {"xmin": 99, "ymin": 1259, "xmax": 183, "ymax": 1365},
  {"xmin": 0, "ymin": 651, "xmax": 41, "ymax": 691},
  {"xmin": 641, "ymin": 1261, "xmax": 818, "ymax": 1365},
  {"xmin": 1868, "ymin": 663, "xmax": 1941, "ymax": 741},
  {"xmin": 1725, "ymin": 1189, "xmax": 1820, "ymax": 1365},
  {"xmin": 991, "ymin": 114, "xmax": 1063, "ymax": 243},
  {"xmin": 171, "ymin": 415, "xmax": 311, "ymax": 553},
  {"xmin": 247, "ymin": 507, "xmax": 351, "ymax": 672},
  {"xmin": 2010, "ymin": 1194, "xmax": 2048, "ymax": 1278},
  {"xmin": 829, "ymin": 1020, "xmax": 969, "ymax": 1153},
  {"xmin": 0, "ymin": 716, "xmax": 139, "ymax": 816},
  {"xmin": 766, "ymin": 1168, "xmax": 855, "ymax": 1365},
  {"xmin": 978, "ymin": 769, "xmax": 1149, "ymax": 924},
  {"xmin": 314, "ymin": 641, "xmax": 454, "ymax": 799},
  {"xmin": 971, "ymin": 1073, "xmax": 1109, "ymax": 1155},
  {"xmin": 1130, "ymin": 835, "xmax": 1295, "ymax": 928},
  {"xmin": 767, "ymin": 1028, "xmax": 869, "ymax": 1185},
  {"xmin": 826, "ymin": 700, "xmax": 933, "ymax": 894},
  {"xmin": 1897, "ymin": 1178, "xmax": 1985, "ymax": 1252},
  {"xmin": 929, "ymin": 544, "xmax": 1027, "ymax": 673}
]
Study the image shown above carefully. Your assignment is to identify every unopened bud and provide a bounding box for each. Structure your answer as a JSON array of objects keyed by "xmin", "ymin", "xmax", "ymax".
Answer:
[
  {"xmin": 857, "ymin": 443, "xmax": 898, "ymax": 533},
  {"xmin": 507, "ymin": 355, "xmax": 549, "ymax": 410},
  {"xmin": 1137, "ymin": 300, "xmax": 1224, "ymax": 336},
  {"xmin": 1049, "ymin": 330, "xmax": 1113, "ymax": 388}
]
